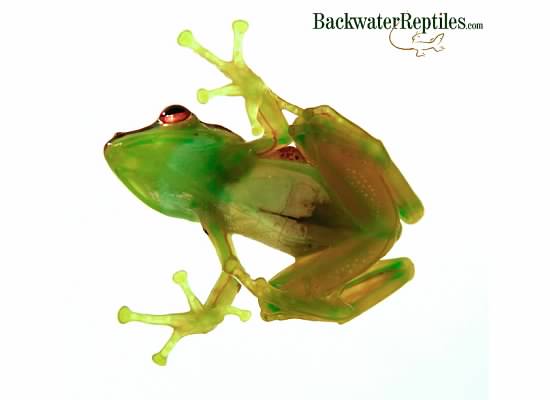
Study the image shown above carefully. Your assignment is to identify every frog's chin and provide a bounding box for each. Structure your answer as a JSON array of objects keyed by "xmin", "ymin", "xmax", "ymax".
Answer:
[
  {"xmin": 107, "ymin": 165, "xmax": 199, "ymax": 221},
  {"xmin": 112, "ymin": 172, "xmax": 165, "ymax": 214}
]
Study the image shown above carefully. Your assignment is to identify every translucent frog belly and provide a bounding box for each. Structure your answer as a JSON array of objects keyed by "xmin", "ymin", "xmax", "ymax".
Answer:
[{"xmin": 220, "ymin": 159, "xmax": 355, "ymax": 256}]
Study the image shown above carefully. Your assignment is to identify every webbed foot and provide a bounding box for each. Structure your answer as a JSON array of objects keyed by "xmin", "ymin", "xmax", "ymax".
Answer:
[
  {"xmin": 118, "ymin": 270, "xmax": 251, "ymax": 366},
  {"xmin": 177, "ymin": 20, "xmax": 301, "ymax": 144}
]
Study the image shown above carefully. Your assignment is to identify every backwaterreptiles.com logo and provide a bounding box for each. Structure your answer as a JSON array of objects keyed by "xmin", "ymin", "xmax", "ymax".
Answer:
[{"xmin": 313, "ymin": 12, "xmax": 484, "ymax": 57}]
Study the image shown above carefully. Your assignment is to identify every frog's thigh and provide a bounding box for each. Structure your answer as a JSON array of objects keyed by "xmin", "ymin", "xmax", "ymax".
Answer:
[
  {"xmin": 270, "ymin": 234, "xmax": 389, "ymax": 300},
  {"xmin": 294, "ymin": 125, "xmax": 397, "ymax": 235},
  {"xmin": 292, "ymin": 106, "xmax": 423, "ymax": 225}
]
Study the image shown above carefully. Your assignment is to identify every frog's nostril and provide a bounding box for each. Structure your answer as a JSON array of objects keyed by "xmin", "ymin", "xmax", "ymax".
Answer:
[{"xmin": 109, "ymin": 131, "xmax": 131, "ymax": 143}]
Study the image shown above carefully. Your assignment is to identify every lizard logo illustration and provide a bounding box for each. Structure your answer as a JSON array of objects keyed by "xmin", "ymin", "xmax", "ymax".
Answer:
[{"xmin": 389, "ymin": 27, "xmax": 445, "ymax": 57}]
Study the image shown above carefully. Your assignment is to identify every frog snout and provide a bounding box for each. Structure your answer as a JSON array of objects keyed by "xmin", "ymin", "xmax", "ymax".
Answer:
[
  {"xmin": 106, "ymin": 122, "xmax": 156, "ymax": 148},
  {"xmin": 104, "ymin": 131, "xmax": 129, "ymax": 152},
  {"xmin": 104, "ymin": 136, "xmax": 118, "ymax": 152}
]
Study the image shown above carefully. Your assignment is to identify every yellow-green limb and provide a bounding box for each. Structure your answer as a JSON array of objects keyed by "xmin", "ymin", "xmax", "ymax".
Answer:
[
  {"xmin": 118, "ymin": 270, "xmax": 250, "ymax": 366},
  {"xmin": 177, "ymin": 20, "xmax": 302, "ymax": 144}
]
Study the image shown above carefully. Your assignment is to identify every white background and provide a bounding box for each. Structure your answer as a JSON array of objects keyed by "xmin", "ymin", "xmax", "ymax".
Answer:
[{"xmin": 1, "ymin": 1, "xmax": 548, "ymax": 399}]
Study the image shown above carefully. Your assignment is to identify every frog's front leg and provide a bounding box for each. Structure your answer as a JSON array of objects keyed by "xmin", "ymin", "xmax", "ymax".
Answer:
[
  {"xmin": 178, "ymin": 20, "xmax": 301, "ymax": 147},
  {"xmin": 118, "ymin": 271, "xmax": 249, "ymax": 365},
  {"xmin": 117, "ymin": 212, "xmax": 251, "ymax": 366}
]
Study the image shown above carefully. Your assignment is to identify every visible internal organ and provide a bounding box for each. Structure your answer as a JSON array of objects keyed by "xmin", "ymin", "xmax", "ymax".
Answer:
[
  {"xmin": 263, "ymin": 146, "xmax": 307, "ymax": 163},
  {"xmin": 222, "ymin": 201, "xmax": 339, "ymax": 257}
]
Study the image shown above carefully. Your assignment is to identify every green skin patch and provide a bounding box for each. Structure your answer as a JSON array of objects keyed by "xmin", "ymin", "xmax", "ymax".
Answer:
[{"xmin": 105, "ymin": 20, "xmax": 423, "ymax": 365}]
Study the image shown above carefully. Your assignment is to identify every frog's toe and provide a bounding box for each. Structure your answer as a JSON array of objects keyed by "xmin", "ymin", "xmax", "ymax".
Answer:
[
  {"xmin": 197, "ymin": 88, "xmax": 209, "ymax": 104},
  {"xmin": 245, "ymin": 99, "xmax": 264, "ymax": 136},
  {"xmin": 152, "ymin": 352, "xmax": 167, "ymax": 366},
  {"xmin": 232, "ymin": 19, "xmax": 248, "ymax": 34},
  {"xmin": 177, "ymin": 30, "xmax": 195, "ymax": 48},
  {"xmin": 151, "ymin": 330, "xmax": 184, "ymax": 367},
  {"xmin": 231, "ymin": 20, "xmax": 248, "ymax": 64},
  {"xmin": 196, "ymin": 84, "xmax": 242, "ymax": 105},
  {"xmin": 224, "ymin": 306, "xmax": 252, "ymax": 322},
  {"xmin": 117, "ymin": 305, "xmax": 132, "ymax": 324}
]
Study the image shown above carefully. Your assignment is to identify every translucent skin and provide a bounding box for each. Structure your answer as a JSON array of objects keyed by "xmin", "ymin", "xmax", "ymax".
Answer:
[{"xmin": 104, "ymin": 20, "xmax": 424, "ymax": 365}]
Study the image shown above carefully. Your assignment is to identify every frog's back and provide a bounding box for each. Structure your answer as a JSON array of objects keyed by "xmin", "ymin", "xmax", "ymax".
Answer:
[{"xmin": 219, "ymin": 157, "xmax": 357, "ymax": 257}]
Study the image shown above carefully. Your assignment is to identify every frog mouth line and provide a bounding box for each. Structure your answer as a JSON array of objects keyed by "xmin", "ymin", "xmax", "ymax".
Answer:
[{"xmin": 104, "ymin": 122, "xmax": 157, "ymax": 152}]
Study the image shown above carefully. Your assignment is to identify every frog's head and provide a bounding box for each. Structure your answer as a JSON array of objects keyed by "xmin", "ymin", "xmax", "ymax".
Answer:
[{"xmin": 104, "ymin": 105, "xmax": 245, "ymax": 220}]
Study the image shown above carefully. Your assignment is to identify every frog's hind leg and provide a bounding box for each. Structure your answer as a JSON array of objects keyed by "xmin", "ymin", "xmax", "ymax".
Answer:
[
  {"xmin": 178, "ymin": 20, "xmax": 301, "ymax": 144},
  {"xmin": 243, "ymin": 104, "xmax": 419, "ymax": 322},
  {"xmin": 290, "ymin": 105, "xmax": 423, "ymax": 226},
  {"xmin": 257, "ymin": 252, "xmax": 415, "ymax": 324},
  {"xmin": 265, "ymin": 234, "xmax": 415, "ymax": 322},
  {"xmin": 222, "ymin": 104, "xmax": 420, "ymax": 323},
  {"xmin": 223, "ymin": 232, "xmax": 414, "ymax": 323}
]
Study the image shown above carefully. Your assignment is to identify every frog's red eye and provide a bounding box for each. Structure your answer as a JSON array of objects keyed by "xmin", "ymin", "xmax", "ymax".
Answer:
[{"xmin": 159, "ymin": 105, "xmax": 191, "ymax": 124}]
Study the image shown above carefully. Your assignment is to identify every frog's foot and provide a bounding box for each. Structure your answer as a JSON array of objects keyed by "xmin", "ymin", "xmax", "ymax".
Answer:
[
  {"xmin": 118, "ymin": 270, "xmax": 251, "ymax": 366},
  {"xmin": 177, "ymin": 20, "xmax": 301, "ymax": 142}
]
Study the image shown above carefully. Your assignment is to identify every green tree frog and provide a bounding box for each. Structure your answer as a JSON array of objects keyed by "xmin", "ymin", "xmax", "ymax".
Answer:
[{"xmin": 105, "ymin": 20, "xmax": 424, "ymax": 366}]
